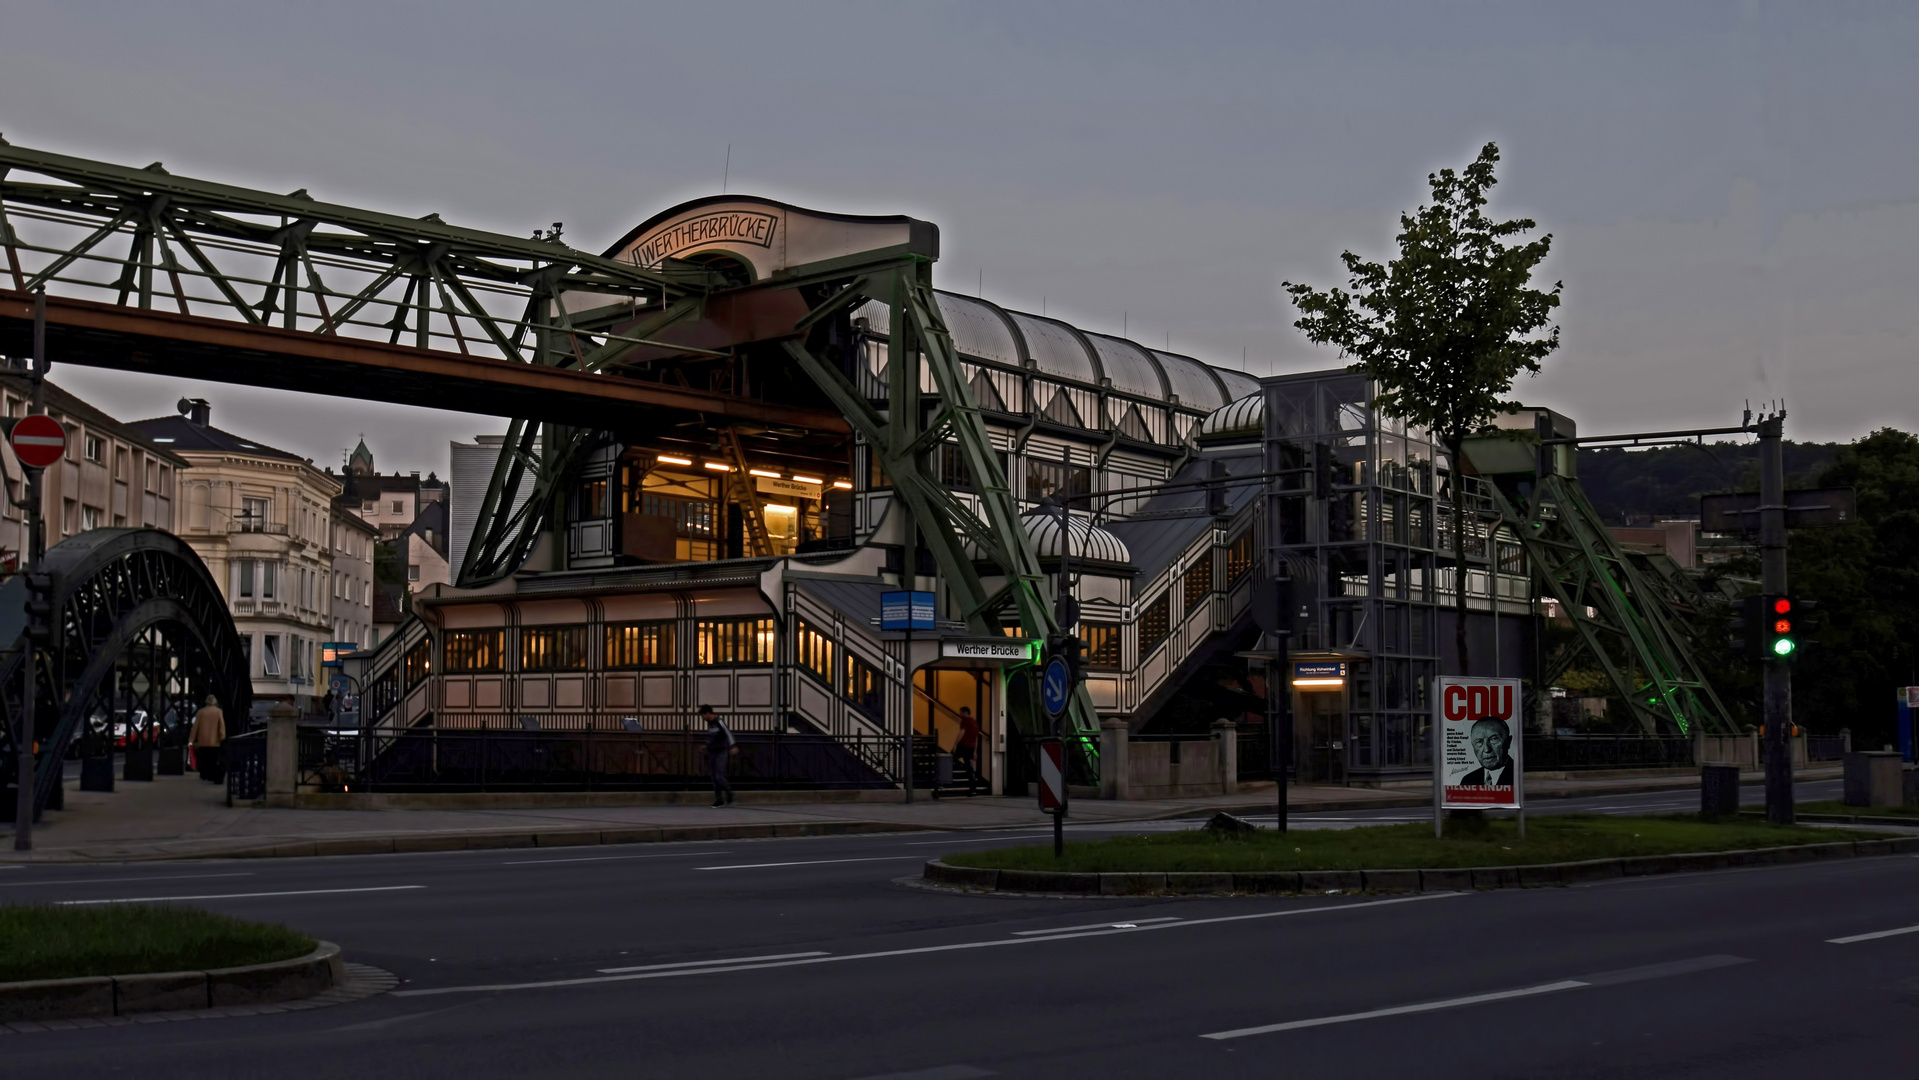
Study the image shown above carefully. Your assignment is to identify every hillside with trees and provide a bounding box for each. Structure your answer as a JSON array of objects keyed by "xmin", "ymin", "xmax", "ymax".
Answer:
[{"xmin": 1576, "ymin": 440, "xmax": 1840, "ymax": 525}]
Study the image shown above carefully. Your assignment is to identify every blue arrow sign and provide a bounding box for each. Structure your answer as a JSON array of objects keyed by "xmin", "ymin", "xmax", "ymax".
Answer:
[{"xmin": 1041, "ymin": 656, "xmax": 1072, "ymax": 718}]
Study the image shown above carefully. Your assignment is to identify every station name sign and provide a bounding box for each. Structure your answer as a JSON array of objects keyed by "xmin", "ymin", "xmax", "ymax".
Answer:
[
  {"xmin": 941, "ymin": 639, "xmax": 1032, "ymax": 661},
  {"xmin": 757, "ymin": 476, "xmax": 821, "ymax": 500},
  {"xmin": 631, "ymin": 211, "xmax": 778, "ymax": 266}
]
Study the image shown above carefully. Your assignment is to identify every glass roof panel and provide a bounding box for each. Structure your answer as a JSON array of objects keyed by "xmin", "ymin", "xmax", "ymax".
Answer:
[
  {"xmin": 1008, "ymin": 312, "xmax": 1100, "ymax": 385},
  {"xmin": 1083, "ymin": 333, "xmax": 1166, "ymax": 399},
  {"xmin": 1216, "ymin": 367, "xmax": 1260, "ymax": 402},
  {"xmin": 1152, "ymin": 350, "xmax": 1228, "ymax": 411},
  {"xmin": 933, "ymin": 292, "xmax": 1021, "ymax": 368}
]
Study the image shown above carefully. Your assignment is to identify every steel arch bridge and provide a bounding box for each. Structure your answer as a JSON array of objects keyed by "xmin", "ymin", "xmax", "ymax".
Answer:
[{"xmin": 0, "ymin": 529, "xmax": 250, "ymax": 821}]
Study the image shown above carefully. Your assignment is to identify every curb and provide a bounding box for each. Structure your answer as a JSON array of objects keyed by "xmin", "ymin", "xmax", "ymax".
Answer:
[
  {"xmin": 1737, "ymin": 809, "xmax": 1919, "ymax": 828},
  {"xmin": 0, "ymin": 941, "xmax": 345, "ymax": 1024},
  {"xmin": 921, "ymin": 834, "xmax": 1919, "ymax": 897}
]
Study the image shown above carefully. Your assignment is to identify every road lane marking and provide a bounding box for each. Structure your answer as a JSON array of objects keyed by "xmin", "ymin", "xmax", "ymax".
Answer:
[
  {"xmin": 695, "ymin": 856, "xmax": 924, "ymax": 871},
  {"xmin": 1, "ymin": 872, "xmax": 252, "ymax": 888},
  {"xmin": 501, "ymin": 851, "xmax": 726, "ymax": 866},
  {"xmin": 1013, "ymin": 917, "xmax": 1182, "ymax": 936},
  {"xmin": 392, "ymin": 892, "xmax": 1458, "ymax": 997},
  {"xmin": 598, "ymin": 951, "xmax": 829, "ymax": 974},
  {"xmin": 1829, "ymin": 923, "xmax": 1919, "ymax": 944},
  {"xmin": 1200, "ymin": 955, "xmax": 1748, "ymax": 1039},
  {"xmin": 847, "ymin": 1067, "xmax": 995, "ymax": 1080},
  {"xmin": 1203, "ymin": 981, "xmax": 1591, "ymax": 1038},
  {"xmin": 57, "ymin": 885, "xmax": 425, "ymax": 905}
]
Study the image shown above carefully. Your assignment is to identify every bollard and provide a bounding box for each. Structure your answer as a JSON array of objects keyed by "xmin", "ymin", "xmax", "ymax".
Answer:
[{"xmin": 1700, "ymin": 763, "xmax": 1740, "ymax": 816}]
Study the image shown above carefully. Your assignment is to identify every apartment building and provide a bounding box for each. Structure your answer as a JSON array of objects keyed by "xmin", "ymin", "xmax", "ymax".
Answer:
[{"xmin": 329, "ymin": 501, "xmax": 378, "ymax": 648}]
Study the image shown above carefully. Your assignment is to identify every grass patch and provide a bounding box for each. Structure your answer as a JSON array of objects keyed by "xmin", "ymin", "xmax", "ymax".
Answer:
[
  {"xmin": 944, "ymin": 814, "xmax": 1889, "ymax": 874},
  {"xmin": 0, "ymin": 905, "xmax": 316, "ymax": 983},
  {"xmin": 1795, "ymin": 800, "xmax": 1919, "ymax": 819}
]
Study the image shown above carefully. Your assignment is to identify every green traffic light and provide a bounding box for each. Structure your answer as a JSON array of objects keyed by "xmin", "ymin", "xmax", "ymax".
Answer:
[{"xmin": 1772, "ymin": 637, "xmax": 1796, "ymax": 657}]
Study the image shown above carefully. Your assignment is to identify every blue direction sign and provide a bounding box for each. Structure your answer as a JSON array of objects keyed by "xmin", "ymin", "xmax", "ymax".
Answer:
[
  {"xmin": 1041, "ymin": 656, "xmax": 1072, "ymax": 718},
  {"xmin": 879, "ymin": 591, "xmax": 936, "ymax": 631}
]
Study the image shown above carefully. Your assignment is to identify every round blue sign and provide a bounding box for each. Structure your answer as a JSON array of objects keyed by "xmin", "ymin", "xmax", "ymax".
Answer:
[{"xmin": 1041, "ymin": 656, "xmax": 1072, "ymax": 717}]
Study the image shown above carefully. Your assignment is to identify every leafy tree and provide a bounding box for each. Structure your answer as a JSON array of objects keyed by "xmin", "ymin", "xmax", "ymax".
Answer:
[{"xmin": 1285, "ymin": 143, "xmax": 1562, "ymax": 670}]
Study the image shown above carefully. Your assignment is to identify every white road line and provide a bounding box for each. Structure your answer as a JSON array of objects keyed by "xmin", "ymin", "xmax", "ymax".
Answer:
[
  {"xmin": 392, "ymin": 892, "xmax": 1458, "ymax": 998},
  {"xmin": 695, "ymin": 856, "xmax": 925, "ymax": 871},
  {"xmin": 1200, "ymin": 954, "xmax": 1749, "ymax": 1040},
  {"xmin": 1, "ymin": 872, "xmax": 252, "ymax": 888},
  {"xmin": 1202, "ymin": 981, "xmax": 1591, "ymax": 1038},
  {"xmin": 57, "ymin": 885, "xmax": 425, "ymax": 905},
  {"xmin": 598, "ymin": 951, "xmax": 829, "ymax": 974},
  {"xmin": 1012, "ymin": 917, "xmax": 1181, "ymax": 937},
  {"xmin": 1828, "ymin": 923, "xmax": 1919, "ymax": 944},
  {"xmin": 501, "ymin": 851, "xmax": 726, "ymax": 866}
]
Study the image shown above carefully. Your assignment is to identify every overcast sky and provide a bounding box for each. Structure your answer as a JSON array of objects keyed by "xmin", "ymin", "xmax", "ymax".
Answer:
[{"xmin": 4, "ymin": 1, "xmax": 1915, "ymax": 474}]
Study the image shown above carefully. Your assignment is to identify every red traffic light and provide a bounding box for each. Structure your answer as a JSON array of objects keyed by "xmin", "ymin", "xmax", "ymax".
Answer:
[{"xmin": 1772, "ymin": 598, "xmax": 1792, "ymax": 615}]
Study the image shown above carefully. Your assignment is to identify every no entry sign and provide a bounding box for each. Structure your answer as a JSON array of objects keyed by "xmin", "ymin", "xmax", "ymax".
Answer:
[{"xmin": 9, "ymin": 415, "xmax": 66, "ymax": 469}]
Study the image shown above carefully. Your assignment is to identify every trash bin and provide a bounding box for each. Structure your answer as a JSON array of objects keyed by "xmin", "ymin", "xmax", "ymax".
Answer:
[
  {"xmin": 936, "ymin": 752, "xmax": 954, "ymax": 788},
  {"xmin": 1700, "ymin": 763, "xmax": 1740, "ymax": 815}
]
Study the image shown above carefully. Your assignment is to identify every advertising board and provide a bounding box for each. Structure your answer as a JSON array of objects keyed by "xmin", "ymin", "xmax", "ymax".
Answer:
[{"xmin": 1433, "ymin": 677, "xmax": 1524, "ymax": 809}]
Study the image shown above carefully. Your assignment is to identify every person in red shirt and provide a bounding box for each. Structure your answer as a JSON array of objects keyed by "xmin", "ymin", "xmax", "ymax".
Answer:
[{"xmin": 954, "ymin": 706, "xmax": 983, "ymax": 796}]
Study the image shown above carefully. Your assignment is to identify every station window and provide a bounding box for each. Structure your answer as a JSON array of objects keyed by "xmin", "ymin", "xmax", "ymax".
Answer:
[
  {"xmin": 795, "ymin": 619, "xmax": 835, "ymax": 686},
  {"xmin": 444, "ymin": 630, "xmax": 504, "ymax": 673},
  {"xmin": 521, "ymin": 625, "xmax": 590, "ymax": 671},
  {"xmin": 605, "ymin": 621, "xmax": 674, "ymax": 668},
  {"xmin": 844, "ymin": 651, "xmax": 884, "ymax": 718},
  {"xmin": 577, "ymin": 477, "xmax": 608, "ymax": 519},
  {"xmin": 1078, "ymin": 622, "xmax": 1121, "ymax": 671},
  {"xmin": 1182, "ymin": 555, "xmax": 1213, "ymax": 610},
  {"xmin": 696, "ymin": 617, "xmax": 775, "ymax": 666},
  {"xmin": 1026, "ymin": 458, "xmax": 1090, "ymax": 502},
  {"xmin": 404, "ymin": 638, "xmax": 431, "ymax": 682},
  {"xmin": 1226, "ymin": 529, "xmax": 1256, "ymax": 584},
  {"xmin": 1139, "ymin": 595, "xmax": 1171, "ymax": 656}
]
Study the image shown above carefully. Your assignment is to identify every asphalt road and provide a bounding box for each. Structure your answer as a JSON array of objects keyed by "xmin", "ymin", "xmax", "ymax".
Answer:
[{"xmin": 7, "ymin": 779, "xmax": 1916, "ymax": 1080}]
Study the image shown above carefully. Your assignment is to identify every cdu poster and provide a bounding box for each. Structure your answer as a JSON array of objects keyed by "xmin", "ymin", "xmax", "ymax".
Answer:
[{"xmin": 1434, "ymin": 677, "xmax": 1524, "ymax": 809}]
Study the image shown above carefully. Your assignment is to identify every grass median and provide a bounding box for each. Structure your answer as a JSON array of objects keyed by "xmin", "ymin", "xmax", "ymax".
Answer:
[
  {"xmin": 0, "ymin": 905, "xmax": 316, "ymax": 983},
  {"xmin": 1794, "ymin": 800, "xmax": 1919, "ymax": 819},
  {"xmin": 942, "ymin": 814, "xmax": 1890, "ymax": 874}
]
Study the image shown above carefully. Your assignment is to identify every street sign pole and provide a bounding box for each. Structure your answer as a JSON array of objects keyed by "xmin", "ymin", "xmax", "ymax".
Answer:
[
  {"xmin": 1759, "ymin": 413, "xmax": 1794, "ymax": 824},
  {"xmin": 14, "ymin": 288, "xmax": 51, "ymax": 850}
]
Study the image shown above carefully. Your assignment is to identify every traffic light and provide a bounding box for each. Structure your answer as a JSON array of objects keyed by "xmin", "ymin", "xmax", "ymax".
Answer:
[
  {"xmin": 1764, "ymin": 595, "xmax": 1797, "ymax": 660},
  {"xmin": 22, "ymin": 571, "xmax": 53, "ymax": 646}
]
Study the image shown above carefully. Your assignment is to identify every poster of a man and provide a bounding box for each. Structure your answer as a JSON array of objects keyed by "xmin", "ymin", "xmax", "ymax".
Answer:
[{"xmin": 1434, "ymin": 676, "xmax": 1524, "ymax": 809}]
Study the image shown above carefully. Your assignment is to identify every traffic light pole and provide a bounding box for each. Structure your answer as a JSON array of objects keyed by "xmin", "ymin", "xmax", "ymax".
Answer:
[{"xmin": 1759, "ymin": 413, "xmax": 1794, "ymax": 825}]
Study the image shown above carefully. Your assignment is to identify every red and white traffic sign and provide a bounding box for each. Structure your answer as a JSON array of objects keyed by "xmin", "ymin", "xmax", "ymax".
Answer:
[
  {"xmin": 1038, "ymin": 739, "xmax": 1067, "ymax": 812},
  {"xmin": 9, "ymin": 415, "xmax": 66, "ymax": 470}
]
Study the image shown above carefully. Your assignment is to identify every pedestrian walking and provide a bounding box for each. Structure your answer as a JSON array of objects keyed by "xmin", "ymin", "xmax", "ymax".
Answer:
[
  {"xmin": 954, "ymin": 706, "xmax": 983, "ymax": 796},
  {"xmin": 190, "ymin": 694, "xmax": 226, "ymax": 784},
  {"xmin": 702, "ymin": 705, "xmax": 737, "ymax": 806}
]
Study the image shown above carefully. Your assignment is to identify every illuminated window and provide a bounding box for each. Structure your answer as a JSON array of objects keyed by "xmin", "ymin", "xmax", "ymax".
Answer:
[
  {"xmin": 844, "ymin": 651, "xmax": 884, "ymax": 717},
  {"xmin": 444, "ymin": 630, "xmax": 504, "ymax": 673},
  {"xmin": 1078, "ymin": 622, "xmax": 1121, "ymax": 670},
  {"xmin": 521, "ymin": 625, "xmax": 590, "ymax": 671},
  {"xmin": 605, "ymin": 621, "xmax": 674, "ymax": 668},
  {"xmin": 404, "ymin": 639, "xmax": 431, "ymax": 682},
  {"xmin": 696, "ymin": 617, "xmax": 775, "ymax": 666},
  {"xmin": 1183, "ymin": 555, "xmax": 1213, "ymax": 610},
  {"xmin": 1139, "ymin": 595, "xmax": 1171, "ymax": 655},
  {"xmin": 795, "ymin": 618, "xmax": 835, "ymax": 686},
  {"xmin": 1226, "ymin": 529, "xmax": 1256, "ymax": 584}
]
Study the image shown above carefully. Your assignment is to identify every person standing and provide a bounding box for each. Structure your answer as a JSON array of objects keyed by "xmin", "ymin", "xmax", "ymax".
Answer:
[
  {"xmin": 954, "ymin": 706, "xmax": 983, "ymax": 796},
  {"xmin": 190, "ymin": 694, "xmax": 226, "ymax": 784},
  {"xmin": 702, "ymin": 705, "xmax": 736, "ymax": 806}
]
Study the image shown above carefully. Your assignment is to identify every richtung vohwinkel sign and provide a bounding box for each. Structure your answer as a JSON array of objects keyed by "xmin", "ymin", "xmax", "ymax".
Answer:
[{"xmin": 1433, "ymin": 677, "xmax": 1523, "ymax": 809}]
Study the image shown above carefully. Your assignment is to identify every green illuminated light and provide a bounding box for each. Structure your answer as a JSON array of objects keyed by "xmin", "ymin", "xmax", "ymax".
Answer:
[{"xmin": 1772, "ymin": 638, "xmax": 1796, "ymax": 657}]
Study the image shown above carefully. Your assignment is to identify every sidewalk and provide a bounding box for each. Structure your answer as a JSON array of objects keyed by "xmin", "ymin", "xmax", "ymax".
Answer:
[{"xmin": 0, "ymin": 766, "xmax": 1840, "ymax": 864}]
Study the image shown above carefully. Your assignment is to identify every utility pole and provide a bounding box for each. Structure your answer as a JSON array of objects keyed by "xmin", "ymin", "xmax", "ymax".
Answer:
[
  {"xmin": 1759, "ymin": 412, "xmax": 1793, "ymax": 824},
  {"xmin": 14, "ymin": 289, "xmax": 49, "ymax": 850}
]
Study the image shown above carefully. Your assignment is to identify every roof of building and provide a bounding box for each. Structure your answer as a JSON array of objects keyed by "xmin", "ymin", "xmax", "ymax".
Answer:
[
  {"xmin": 1103, "ymin": 453, "xmax": 1261, "ymax": 581},
  {"xmin": 1195, "ymin": 393, "xmax": 1263, "ymax": 443},
  {"xmin": 127, "ymin": 413, "xmax": 306, "ymax": 462},
  {"xmin": 965, "ymin": 509, "xmax": 1132, "ymax": 567},
  {"xmin": 0, "ymin": 375, "xmax": 190, "ymax": 467}
]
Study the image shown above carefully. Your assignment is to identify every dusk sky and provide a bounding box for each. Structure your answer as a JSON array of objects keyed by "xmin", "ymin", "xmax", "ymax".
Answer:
[{"xmin": 4, "ymin": 1, "xmax": 1915, "ymax": 473}]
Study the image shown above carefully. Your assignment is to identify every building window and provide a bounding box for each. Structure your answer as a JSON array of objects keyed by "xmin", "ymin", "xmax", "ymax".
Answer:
[
  {"xmin": 1139, "ymin": 594, "xmax": 1171, "ymax": 655},
  {"xmin": 1183, "ymin": 554, "xmax": 1213, "ymax": 611},
  {"xmin": 290, "ymin": 635, "xmax": 306, "ymax": 681},
  {"xmin": 145, "ymin": 460, "xmax": 159, "ymax": 493},
  {"xmin": 1226, "ymin": 529, "xmax": 1256, "ymax": 585},
  {"xmin": 521, "ymin": 625, "xmax": 590, "ymax": 671},
  {"xmin": 406, "ymin": 564, "xmax": 420, "ymax": 582},
  {"xmin": 362, "ymin": 501, "xmax": 377, "ymax": 513},
  {"xmin": 1497, "ymin": 541, "xmax": 1525, "ymax": 576},
  {"xmin": 695, "ymin": 617, "xmax": 775, "ymax": 666},
  {"xmin": 62, "ymin": 499, "xmax": 76, "ymax": 536},
  {"xmin": 240, "ymin": 497, "xmax": 269, "ymax": 532},
  {"xmin": 843, "ymin": 651, "xmax": 884, "ymax": 718},
  {"xmin": 261, "ymin": 561, "xmax": 277, "ymax": 600},
  {"xmin": 1079, "ymin": 622, "xmax": 1122, "ymax": 671},
  {"xmin": 262, "ymin": 634, "xmax": 283, "ymax": 676},
  {"xmin": 235, "ymin": 559, "xmax": 256, "ymax": 599},
  {"xmin": 391, "ymin": 500, "xmax": 404, "ymax": 515},
  {"xmin": 83, "ymin": 435, "xmax": 103, "ymax": 463},
  {"xmin": 605, "ymin": 621, "xmax": 674, "ymax": 668},
  {"xmin": 1025, "ymin": 458, "xmax": 1091, "ymax": 502},
  {"xmin": 404, "ymin": 638, "xmax": 431, "ymax": 682},
  {"xmin": 795, "ymin": 619, "xmax": 835, "ymax": 686},
  {"xmin": 444, "ymin": 630, "xmax": 503, "ymax": 673},
  {"xmin": 577, "ymin": 477, "xmax": 608, "ymax": 519},
  {"xmin": 81, "ymin": 506, "xmax": 101, "ymax": 532}
]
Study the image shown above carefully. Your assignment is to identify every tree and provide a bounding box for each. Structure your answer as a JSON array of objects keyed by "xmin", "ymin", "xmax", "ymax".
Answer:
[{"xmin": 1284, "ymin": 143, "xmax": 1561, "ymax": 671}]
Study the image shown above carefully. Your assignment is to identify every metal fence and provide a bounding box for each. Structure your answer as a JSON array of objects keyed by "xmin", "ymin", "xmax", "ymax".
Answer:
[
  {"xmin": 1523, "ymin": 734, "xmax": 1695, "ymax": 772},
  {"xmin": 1807, "ymin": 735, "xmax": 1846, "ymax": 761},
  {"xmin": 224, "ymin": 728, "xmax": 267, "ymax": 803},
  {"xmin": 298, "ymin": 725, "xmax": 903, "ymax": 793},
  {"xmin": 1236, "ymin": 728, "xmax": 1275, "ymax": 781}
]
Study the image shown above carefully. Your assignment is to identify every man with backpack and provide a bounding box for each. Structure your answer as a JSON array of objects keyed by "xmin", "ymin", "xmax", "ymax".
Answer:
[{"xmin": 702, "ymin": 705, "xmax": 737, "ymax": 806}]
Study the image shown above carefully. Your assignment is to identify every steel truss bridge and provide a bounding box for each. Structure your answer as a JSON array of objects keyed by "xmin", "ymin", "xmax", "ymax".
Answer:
[{"xmin": 0, "ymin": 139, "xmax": 1103, "ymax": 774}]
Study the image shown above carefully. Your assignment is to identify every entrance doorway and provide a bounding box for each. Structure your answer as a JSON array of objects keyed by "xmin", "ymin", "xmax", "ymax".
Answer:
[
  {"xmin": 913, "ymin": 667, "xmax": 993, "ymax": 795},
  {"xmin": 1295, "ymin": 688, "xmax": 1348, "ymax": 783}
]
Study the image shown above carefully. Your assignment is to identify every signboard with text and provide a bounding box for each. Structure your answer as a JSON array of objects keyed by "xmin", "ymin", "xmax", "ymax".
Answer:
[
  {"xmin": 1433, "ymin": 677, "xmax": 1524, "ymax": 809},
  {"xmin": 879, "ymin": 591, "xmax": 935, "ymax": 631}
]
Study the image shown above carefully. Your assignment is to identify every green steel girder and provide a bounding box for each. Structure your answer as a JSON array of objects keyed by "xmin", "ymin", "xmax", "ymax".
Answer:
[{"xmin": 1488, "ymin": 473, "xmax": 1735, "ymax": 735}]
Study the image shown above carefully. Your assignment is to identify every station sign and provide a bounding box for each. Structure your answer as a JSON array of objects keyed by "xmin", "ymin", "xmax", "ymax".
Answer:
[
  {"xmin": 1292, "ymin": 661, "xmax": 1346, "ymax": 689},
  {"xmin": 1433, "ymin": 676, "xmax": 1524, "ymax": 809},
  {"xmin": 941, "ymin": 639, "xmax": 1033, "ymax": 662},
  {"xmin": 879, "ymin": 590, "xmax": 935, "ymax": 631},
  {"xmin": 757, "ymin": 476, "xmax": 821, "ymax": 500}
]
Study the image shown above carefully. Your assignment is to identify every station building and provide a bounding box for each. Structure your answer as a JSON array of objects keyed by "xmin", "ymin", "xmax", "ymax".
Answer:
[{"xmin": 361, "ymin": 196, "xmax": 1540, "ymax": 791}]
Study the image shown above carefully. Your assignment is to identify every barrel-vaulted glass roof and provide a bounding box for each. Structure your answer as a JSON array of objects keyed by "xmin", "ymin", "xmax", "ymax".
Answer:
[
  {"xmin": 934, "ymin": 293, "xmax": 1022, "ymax": 368},
  {"xmin": 1007, "ymin": 312, "xmax": 1101, "ymax": 386},
  {"xmin": 1152, "ymin": 350, "xmax": 1228, "ymax": 412},
  {"xmin": 1216, "ymin": 367, "xmax": 1260, "ymax": 402},
  {"xmin": 1084, "ymin": 333, "xmax": 1166, "ymax": 399}
]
